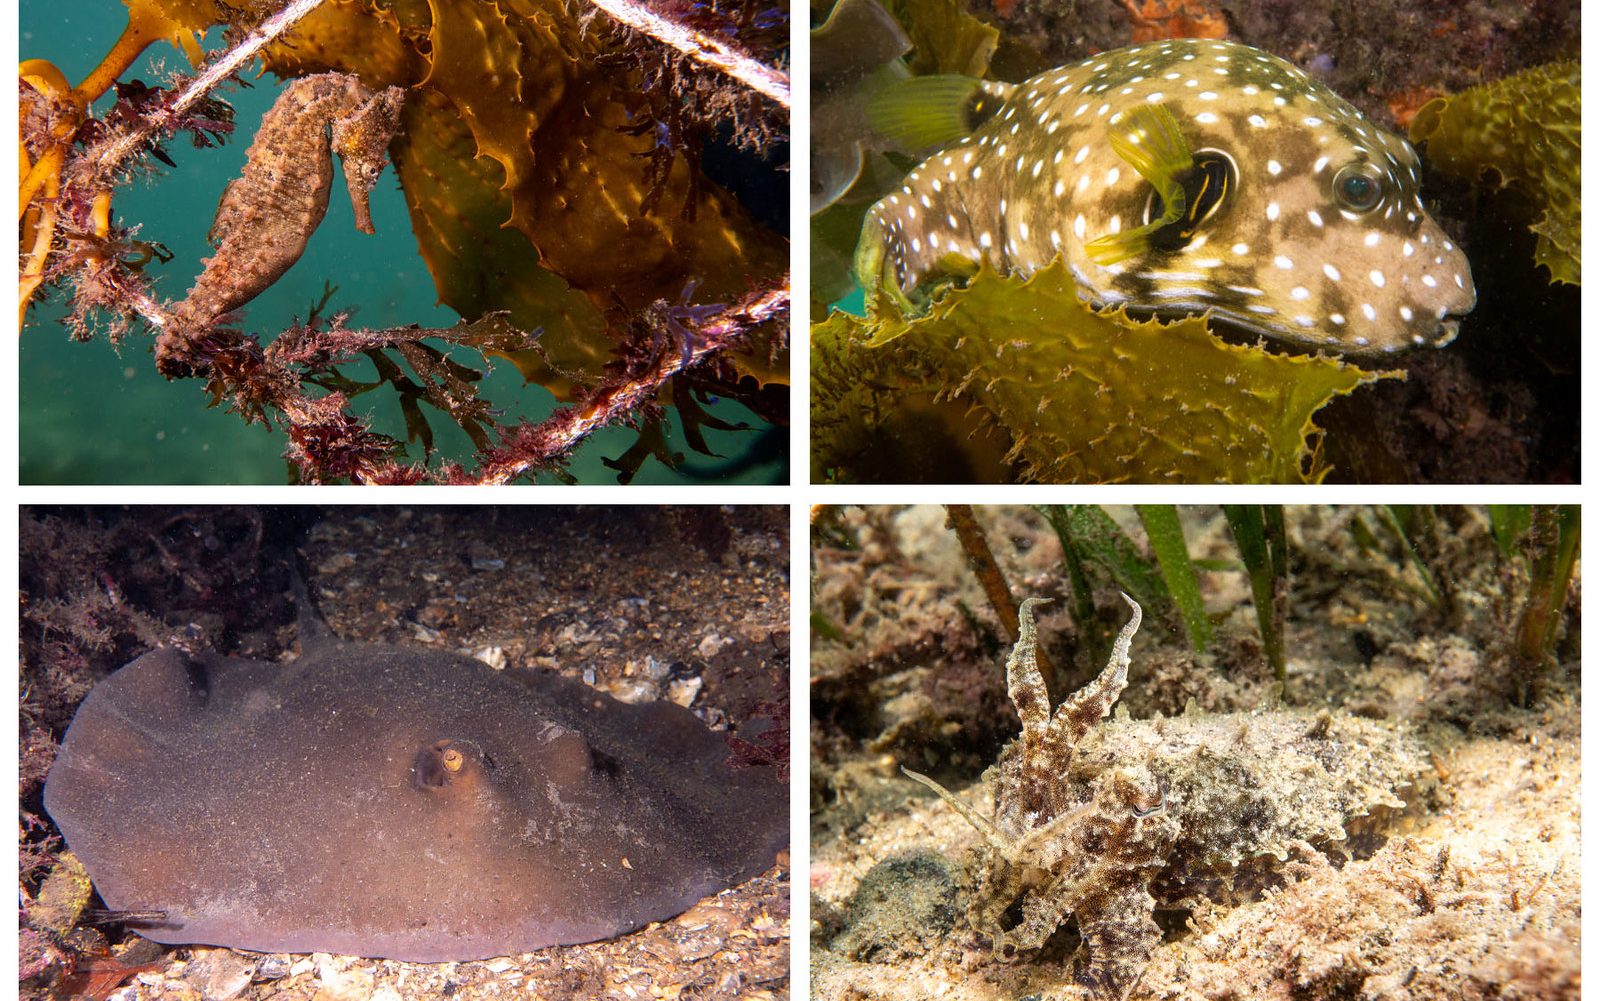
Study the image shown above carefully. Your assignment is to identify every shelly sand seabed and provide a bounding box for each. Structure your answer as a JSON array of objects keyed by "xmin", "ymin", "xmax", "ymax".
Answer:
[
  {"xmin": 810, "ymin": 507, "xmax": 1579, "ymax": 1001},
  {"xmin": 21, "ymin": 507, "xmax": 792, "ymax": 1001}
]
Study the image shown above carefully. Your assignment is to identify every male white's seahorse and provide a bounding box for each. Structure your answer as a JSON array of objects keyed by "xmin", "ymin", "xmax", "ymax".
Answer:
[{"xmin": 159, "ymin": 73, "xmax": 404, "ymax": 374}]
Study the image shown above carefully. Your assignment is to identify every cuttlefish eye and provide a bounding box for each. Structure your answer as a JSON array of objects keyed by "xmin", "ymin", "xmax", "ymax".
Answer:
[{"xmin": 1333, "ymin": 163, "xmax": 1385, "ymax": 212}]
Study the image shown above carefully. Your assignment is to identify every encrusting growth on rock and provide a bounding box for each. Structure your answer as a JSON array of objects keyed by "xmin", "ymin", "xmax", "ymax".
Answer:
[
  {"xmin": 906, "ymin": 595, "xmax": 1426, "ymax": 999},
  {"xmin": 161, "ymin": 73, "xmax": 404, "ymax": 375}
]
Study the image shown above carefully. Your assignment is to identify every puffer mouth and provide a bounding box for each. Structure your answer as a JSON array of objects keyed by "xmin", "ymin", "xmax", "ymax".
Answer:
[
  {"xmin": 1139, "ymin": 304, "xmax": 1389, "ymax": 358},
  {"xmin": 1427, "ymin": 311, "xmax": 1469, "ymax": 348}
]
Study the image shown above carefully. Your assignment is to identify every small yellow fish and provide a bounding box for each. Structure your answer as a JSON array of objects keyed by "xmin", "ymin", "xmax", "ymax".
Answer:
[{"xmin": 856, "ymin": 38, "xmax": 1476, "ymax": 354}]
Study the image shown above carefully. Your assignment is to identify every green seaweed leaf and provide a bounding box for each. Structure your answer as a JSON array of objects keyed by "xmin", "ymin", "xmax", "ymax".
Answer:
[
  {"xmin": 260, "ymin": 0, "xmax": 789, "ymax": 394},
  {"xmin": 1135, "ymin": 506, "xmax": 1211, "ymax": 654},
  {"xmin": 1411, "ymin": 61, "xmax": 1581, "ymax": 285},
  {"xmin": 1040, "ymin": 504, "xmax": 1170, "ymax": 669},
  {"xmin": 1222, "ymin": 505, "xmax": 1287, "ymax": 687},
  {"xmin": 887, "ymin": 0, "xmax": 998, "ymax": 78},
  {"xmin": 1488, "ymin": 505, "xmax": 1534, "ymax": 562},
  {"xmin": 812, "ymin": 261, "xmax": 1397, "ymax": 483},
  {"xmin": 1512, "ymin": 505, "xmax": 1580, "ymax": 706}
]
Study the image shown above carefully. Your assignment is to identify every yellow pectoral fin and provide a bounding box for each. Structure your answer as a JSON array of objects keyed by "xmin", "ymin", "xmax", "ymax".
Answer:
[
  {"xmin": 1089, "ymin": 104, "xmax": 1195, "ymax": 265},
  {"xmin": 866, "ymin": 72, "xmax": 990, "ymax": 153}
]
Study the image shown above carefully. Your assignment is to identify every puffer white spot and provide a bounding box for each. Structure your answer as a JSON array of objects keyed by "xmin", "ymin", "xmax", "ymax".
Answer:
[
  {"xmin": 1273, "ymin": 255, "xmax": 1293, "ymax": 270},
  {"xmin": 1323, "ymin": 263, "xmax": 1341, "ymax": 281},
  {"xmin": 1369, "ymin": 269, "xmax": 1386, "ymax": 288}
]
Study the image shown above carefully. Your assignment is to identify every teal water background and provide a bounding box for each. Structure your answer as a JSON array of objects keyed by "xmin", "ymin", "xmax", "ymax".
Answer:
[{"xmin": 20, "ymin": 2, "xmax": 787, "ymax": 484}]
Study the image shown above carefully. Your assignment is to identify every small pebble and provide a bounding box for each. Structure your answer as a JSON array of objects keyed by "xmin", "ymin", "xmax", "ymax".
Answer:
[
  {"xmin": 669, "ymin": 677, "xmax": 703, "ymax": 708},
  {"xmin": 607, "ymin": 678, "xmax": 664, "ymax": 704},
  {"xmin": 697, "ymin": 634, "xmax": 728, "ymax": 659},
  {"xmin": 181, "ymin": 946, "xmax": 256, "ymax": 1000}
]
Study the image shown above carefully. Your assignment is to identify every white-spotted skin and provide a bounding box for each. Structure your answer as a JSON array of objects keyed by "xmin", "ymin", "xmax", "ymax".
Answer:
[{"xmin": 863, "ymin": 39, "xmax": 1476, "ymax": 354}]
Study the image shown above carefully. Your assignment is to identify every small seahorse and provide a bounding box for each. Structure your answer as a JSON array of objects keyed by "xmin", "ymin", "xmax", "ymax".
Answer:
[{"xmin": 159, "ymin": 73, "xmax": 405, "ymax": 374}]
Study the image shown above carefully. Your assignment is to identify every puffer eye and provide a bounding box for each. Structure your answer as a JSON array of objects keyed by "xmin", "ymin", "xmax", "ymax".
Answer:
[{"xmin": 1333, "ymin": 163, "xmax": 1384, "ymax": 212}]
